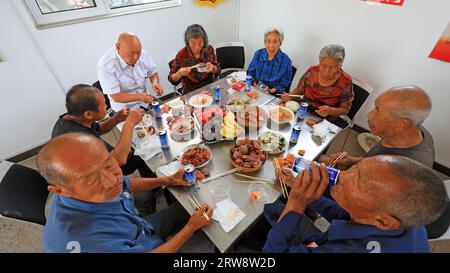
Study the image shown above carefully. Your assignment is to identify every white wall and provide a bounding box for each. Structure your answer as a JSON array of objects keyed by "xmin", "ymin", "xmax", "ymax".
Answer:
[
  {"xmin": 0, "ymin": 1, "xmax": 66, "ymax": 160},
  {"xmin": 12, "ymin": 0, "xmax": 238, "ymax": 92},
  {"xmin": 0, "ymin": 0, "xmax": 237, "ymax": 160},
  {"xmin": 239, "ymin": 0, "xmax": 450, "ymax": 166}
]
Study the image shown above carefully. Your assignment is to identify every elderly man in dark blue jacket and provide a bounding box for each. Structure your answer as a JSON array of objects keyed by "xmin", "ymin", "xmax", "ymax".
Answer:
[{"xmin": 264, "ymin": 155, "xmax": 448, "ymax": 253}]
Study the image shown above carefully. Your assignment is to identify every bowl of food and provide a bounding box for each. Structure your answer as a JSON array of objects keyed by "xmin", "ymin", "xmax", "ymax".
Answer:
[
  {"xmin": 167, "ymin": 116, "xmax": 195, "ymax": 141},
  {"xmin": 248, "ymin": 183, "xmax": 272, "ymax": 202},
  {"xmin": 285, "ymin": 100, "xmax": 300, "ymax": 113},
  {"xmin": 226, "ymin": 97, "xmax": 251, "ymax": 112},
  {"xmin": 188, "ymin": 93, "xmax": 213, "ymax": 108},
  {"xmin": 236, "ymin": 105, "xmax": 268, "ymax": 129},
  {"xmin": 269, "ymin": 106, "xmax": 294, "ymax": 125},
  {"xmin": 258, "ymin": 131, "xmax": 287, "ymax": 155},
  {"xmin": 179, "ymin": 143, "xmax": 212, "ymax": 169},
  {"xmin": 229, "ymin": 139, "xmax": 267, "ymax": 173}
]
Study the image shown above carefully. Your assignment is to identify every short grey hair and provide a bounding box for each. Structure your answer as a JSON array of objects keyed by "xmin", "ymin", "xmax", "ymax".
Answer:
[
  {"xmin": 264, "ymin": 27, "xmax": 284, "ymax": 45},
  {"xmin": 385, "ymin": 86, "xmax": 432, "ymax": 127},
  {"xmin": 184, "ymin": 24, "xmax": 209, "ymax": 49},
  {"xmin": 319, "ymin": 44, "xmax": 346, "ymax": 66},
  {"xmin": 373, "ymin": 155, "xmax": 448, "ymax": 229}
]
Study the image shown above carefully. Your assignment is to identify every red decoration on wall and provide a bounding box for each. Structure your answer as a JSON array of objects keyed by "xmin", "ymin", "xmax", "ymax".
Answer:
[
  {"xmin": 429, "ymin": 23, "xmax": 450, "ymax": 63},
  {"xmin": 364, "ymin": 0, "xmax": 405, "ymax": 6}
]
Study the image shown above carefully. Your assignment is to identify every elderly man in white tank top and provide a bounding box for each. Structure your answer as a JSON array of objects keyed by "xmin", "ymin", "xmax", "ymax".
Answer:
[{"xmin": 97, "ymin": 32, "xmax": 164, "ymax": 112}]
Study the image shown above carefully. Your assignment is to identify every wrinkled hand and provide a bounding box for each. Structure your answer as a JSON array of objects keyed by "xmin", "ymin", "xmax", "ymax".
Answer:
[
  {"xmin": 315, "ymin": 105, "xmax": 332, "ymax": 117},
  {"xmin": 281, "ymin": 92, "xmax": 291, "ymax": 102},
  {"xmin": 285, "ymin": 162, "xmax": 329, "ymax": 214},
  {"xmin": 140, "ymin": 93, "xmax": 153, "ymax": 104},
  {"xmin": 206, "ymin": 62, "xmax": 215, "ymax": 73},
  {"xmin": 179, "ymin": 67, "xmax": 192, "ymax": 77},
  {"xmin": 273, "ymin": 161, "xmax": 295, "ymax": 188},
  {"xmin": 152, "ymin": 83, "xmax": 164, "ymax": 97},
  {"xmin": 114, "ymin": 108, "xmax": 129, "ymax": 123},
  {"xmin": 186, "ymin": 204, "xmax": 213, "ymax": 232},
  {"xmin": 168, "ymin": 169, "xmax": 191, "ymax": 187},
  {"xmin": 125, "ymin": 109, "xmax": 145, "ymax": 126}
]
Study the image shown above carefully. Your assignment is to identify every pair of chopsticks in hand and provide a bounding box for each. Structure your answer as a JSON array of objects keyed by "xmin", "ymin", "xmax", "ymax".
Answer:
[
  {"xmin": 274, "ymin": 158, "xmax": 289, "ymax": 198},
  {"xmin": 233, "ymin": 173, "xmax": 274, "ymax": 184},
  {"xmin": 330, "ymin": 151, "xmax": 348, "ymax": 168},
  {"xmin": 187, "ymin": 195, "xmax": 210, "ymax": 221}
]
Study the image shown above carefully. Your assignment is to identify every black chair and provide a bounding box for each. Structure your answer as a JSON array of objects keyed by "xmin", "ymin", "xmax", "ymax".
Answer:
[
  {"xmin": 215, "ymin": 42, "xmax": 245, "ymax": 79},
  {"xmin": 92, "ymin": 81, "xmax": 111, "ymax": 110},
  {"xmin": 0, "ymin": 161, "xmax": 50, "ymax": 226},
  {"xmin": 427, "ymin": 179, "xmax": 450, "ymax": 240},
  {"xmin": 333, "ymin": 78, "xmax": 372, "ymax": 129},
  {"xmin": 288, "ymin": 65, "xmax": 298, "ymax": 91}
]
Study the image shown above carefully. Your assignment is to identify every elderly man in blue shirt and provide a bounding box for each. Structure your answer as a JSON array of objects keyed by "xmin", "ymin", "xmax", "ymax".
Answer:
[
  {"xmin": 37, "ymin": 132, "xmax": 213, "ymax": 253},
  {"xmin": 265, "ymin": 155, "xmax": 448, "ymax": 253},
  {"xmin": 247, "ymin": 27, "xmax": 293, "ymax": 95}
]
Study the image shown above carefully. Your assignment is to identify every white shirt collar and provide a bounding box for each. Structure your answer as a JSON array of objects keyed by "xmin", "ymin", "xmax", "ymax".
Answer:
[{"xmin": 115, "ymin": 50, "xmax": 132, "ymax": 70}]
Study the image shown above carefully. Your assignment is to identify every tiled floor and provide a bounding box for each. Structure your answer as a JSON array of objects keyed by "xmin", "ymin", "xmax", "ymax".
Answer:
[{"xmin": 1, "ymin": 129, "xmax": 449, "ymax": 252}]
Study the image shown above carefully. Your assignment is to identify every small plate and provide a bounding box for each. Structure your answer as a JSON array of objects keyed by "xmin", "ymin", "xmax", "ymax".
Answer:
[{"xmin": 188, "ymin": 94, "xmax": 213, "ymax": 108}]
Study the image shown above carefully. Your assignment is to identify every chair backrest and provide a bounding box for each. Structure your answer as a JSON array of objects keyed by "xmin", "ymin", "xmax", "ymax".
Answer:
[
  {"xmin": 215, "ymin": 42, "xmax": 245, "ymax": 70},
  {"xmin": 289, "ymin": 66, "xmax": 298, "ymax": 91},
  {"xmin": 0, "ymin": 161, "xmax": 50, "ymax": 226},
  {"xmin": 92, "ymin": 81, "xmax": 111, "ymax": 110},
  {"xmin": 427, "ymin": 180, "xmax": 450, "ymax": 240},
  {"xmin": 167, "ymin": 58, "xmax": 184, "ymax": 96},
  {"xmin": 347, "ymin": 78, "xmax": 373, "ymax": 120}
]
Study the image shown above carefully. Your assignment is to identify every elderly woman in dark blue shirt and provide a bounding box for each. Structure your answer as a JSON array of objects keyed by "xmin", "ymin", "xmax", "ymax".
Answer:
[{"xmin": 247, "ymin": 27, "xmax": 293, "ymax": 94}]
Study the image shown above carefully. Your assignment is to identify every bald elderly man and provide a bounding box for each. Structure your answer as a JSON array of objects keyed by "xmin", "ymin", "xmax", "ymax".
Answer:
[
  {"xmin": 322, "ymin": 85, "xmax": 434, "ymax": 168},
  {"xmin": 265, "ymin": 155, "xmax": 448, "ymax": 253},
  {"xmin": 38, "ymin": 133, "xmax": 213, "ymax": 253},
  {"xmin": 97, "ymin": 32, "xmax": 164, "ymax": 112}
]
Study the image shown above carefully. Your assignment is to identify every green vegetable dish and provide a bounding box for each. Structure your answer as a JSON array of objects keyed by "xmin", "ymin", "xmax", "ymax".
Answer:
[{"xmin": 258, "ymin": 131, "xmax": 286, "ymax": 154}]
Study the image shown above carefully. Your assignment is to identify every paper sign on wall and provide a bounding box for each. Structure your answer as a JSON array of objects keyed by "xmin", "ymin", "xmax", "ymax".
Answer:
[
  {"xmin": 364, "ymin": 0, "xmax": 405, "ymax": 6},
  {"xmin": 429, "ymin": 23, "xmax": 450, "ymax": 63}
]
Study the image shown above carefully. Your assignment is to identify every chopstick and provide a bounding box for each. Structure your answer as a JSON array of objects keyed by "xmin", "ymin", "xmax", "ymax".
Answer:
[
  {"xmin": 275, "ymin": 94, "xmax": 304, "ymax": 98},
  {"xmin": 139, "ymin": 122, "xmax": 148, "ymax": 137},
  {"xmin": 330, "ymin": 151, "xmax": 348, "ymax": 168},
  {"xmin": 235, "ymin": 173, "xmax": 273, "ymax": 183},
  {"xmin": 274, "ymin": 158, "xmax": 289, "ymax": 198},
  {"xmin": 235, "ymin": 180, "xmax": 274, "ymax": 185},
  {"xmin": 201, "ymin": 168, "xmax": 238, "ymax": 184},
  {"xmin": 187, "ymin": 195, "xmax": 210, "ymax": 221}
]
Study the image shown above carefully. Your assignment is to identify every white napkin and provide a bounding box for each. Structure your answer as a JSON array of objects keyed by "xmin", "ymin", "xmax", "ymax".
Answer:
[
  {"xmin": 212, "ymin": 199, "xmax": 246, "ymax": 233},
  {"xmin": 134, "ymin": 135, "xmax": 162, "ymax": 161},
  {"xmin": 157, "ymin": 160, "xmax": 183, "ymax": 177},
  {"xmin": 228, "ymin": 71, "xmax": 247, "ymax": 82},
  {"xmin": 312, "ymin": 119, "xmax": 340, "ymax": 140}
]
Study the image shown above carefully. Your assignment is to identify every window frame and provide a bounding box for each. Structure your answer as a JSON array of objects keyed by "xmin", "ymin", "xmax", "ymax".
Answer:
[{"xmin": 23, "ymin": 0, "xmax": 182, "ymax": 29}]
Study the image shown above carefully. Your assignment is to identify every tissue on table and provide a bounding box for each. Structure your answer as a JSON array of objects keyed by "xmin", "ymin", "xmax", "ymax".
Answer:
[
  {"xmin": 212, "ymin": 199, "xmax": 246, "ymax": 233},
  {"xmin": 312, "ymin": 119, "xmax": 340, "ymax": 140},
  {"xmin": 134, "ymin": 136, "xmax": 162, "ymax": 161},
  {"xmin": 157, "ymin": 161, "xmax": 183, "ymax": 177}
]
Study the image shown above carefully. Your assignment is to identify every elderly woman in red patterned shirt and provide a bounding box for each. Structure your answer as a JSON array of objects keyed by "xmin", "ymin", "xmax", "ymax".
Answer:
[
  {"xmin": 168, "ymin": 24, "xmax": 221, "ymax": 94},
  {"xmin": 282, "ymin": 44, "xmax": 354, "ymax": 118}
]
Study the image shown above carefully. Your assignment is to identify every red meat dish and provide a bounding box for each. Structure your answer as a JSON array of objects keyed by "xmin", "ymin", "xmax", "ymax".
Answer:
[{"xmin": 181, "ymin": 147, "xmax": 211, "ymax": 167}]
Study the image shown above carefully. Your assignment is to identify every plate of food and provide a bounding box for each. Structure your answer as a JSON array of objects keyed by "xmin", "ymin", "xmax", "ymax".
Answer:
[
  {"xmin": 229, "ymin": 140, "xmax": 267, "ymax": 172},
  {"xmin": 179, "ymin": 143, "xmax": 212, "ymax": 169},
  {"xmin": 269, "ymin": 106, "xmax": 294, "ymax": 125},
  {"xmin": 226, "ymin": 97, "xmax": 251, "ymax": 112},
  {"xmin": 166, "ymin": 116, "xmax": 195, "ymax": 140},
  {"xmin": 141, "ymin": 113, "xmax": 154, "ymax": 127},
  {"xmin": 220, "ymin": 112, "xmax": 244, "ymax": 139},
  {"xmin": 194, "ymin": 106, "xmax": 227, "ymax": 141},
  {"xmin": 275, "ymin": 154, "xmax": 297, "ymax": 169},
  {"xmin": 258, "ymin": 131, "xmax": 287, "ymax": 155},
  {"xmin": 236, "ymin": 105, "xmax": 268, "ymax": 129},
  {"xmin": 188, "ymin": 93, "xmax": 213, "ymax": 108}
]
